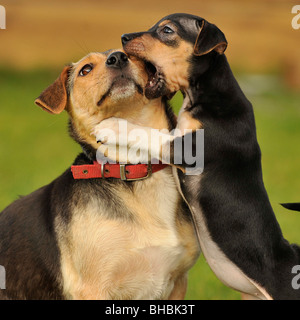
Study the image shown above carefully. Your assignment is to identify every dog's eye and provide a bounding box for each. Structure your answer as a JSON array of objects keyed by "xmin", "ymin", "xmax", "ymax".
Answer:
[
  {"xmin": 79, "ymin": 64, "xmax": 93, "ymax": 76},
  {"xmin": 162, "ymin": 26, "xmax": 174, "ymax": 34}
]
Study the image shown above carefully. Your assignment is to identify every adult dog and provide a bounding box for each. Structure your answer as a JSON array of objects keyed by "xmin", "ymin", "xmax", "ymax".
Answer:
[{"xmin": 0, "ymin": 49, "xmax": 199, "ymax": 300}]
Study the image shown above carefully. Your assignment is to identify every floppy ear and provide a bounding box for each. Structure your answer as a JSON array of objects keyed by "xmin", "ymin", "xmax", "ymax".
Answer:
[
  {"xmin": 35, "ymin": 66, "xmax": 70, "ymax": 114},
  {"xmin": 194, "ymin": 20, "xmax": 228, "ymax": 56}
]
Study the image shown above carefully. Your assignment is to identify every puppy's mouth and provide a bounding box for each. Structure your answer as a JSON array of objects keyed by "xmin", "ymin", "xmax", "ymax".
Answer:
[{"xmin": 144, "ymin": 60, "xmax": 167, "ymax": 99}]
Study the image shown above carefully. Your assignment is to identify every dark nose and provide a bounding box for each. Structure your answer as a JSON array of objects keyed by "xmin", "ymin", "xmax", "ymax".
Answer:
[
  {"xmin": 106, "ymin": 51, "xmax": 128, "ymax": 69},
  {"xmin": 121, "ymin": 34, "xmax": 132, "ymax": 46},
  {"xmin": 122, "ymin": 32, "xmax": 145, "ymax": 46}
]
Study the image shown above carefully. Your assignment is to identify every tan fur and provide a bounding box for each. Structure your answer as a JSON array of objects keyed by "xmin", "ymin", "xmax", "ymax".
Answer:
[
  {"xmin": 42, "ymin": 51, "xmax": 200, "ymax": 299},
  {"xmin": 167, "ymin": 274, "xmax": 188, "ymax": 300},
  {"xmin": 241, "ymin": 293, "xmax": 260, "ymax": 300},
  {"xmin": 57, "ymin": 168, "xmax": 199, "ymax": 300},
  {"xmin": 177, "ymin": 110, "xmax": 203, "ymax": 132},
  {"xmin": 158, "ymin": 20, "xmax": 172, "ymax": 28},
  {"xmin": 124, "ymin": 27, "xmax": 202, "ymax": 133},
  {"xmin": 68, "ymin": 52, "xmax": 152, "ymax": 150},
  {"xmin": 125, "ymin": 32, "xmax": 193, "ymax": 93}
]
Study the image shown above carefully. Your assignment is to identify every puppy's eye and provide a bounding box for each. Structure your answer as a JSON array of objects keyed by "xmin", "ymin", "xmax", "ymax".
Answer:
[
  {"xmin": 162, "ymin": 26, "xmax": 174, "ymax": 34},
  {"xmin": 79, "ymin": 64, "xmax": 93, "ymax": 76}
]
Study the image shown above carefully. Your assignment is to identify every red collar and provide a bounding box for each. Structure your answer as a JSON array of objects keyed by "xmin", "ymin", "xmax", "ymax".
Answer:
[{"xmin": 71, "ymin": 161, "xmax": 168, "ymax": 181}]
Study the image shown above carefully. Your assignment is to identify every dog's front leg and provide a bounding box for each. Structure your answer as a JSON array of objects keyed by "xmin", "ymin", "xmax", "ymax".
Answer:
[
  {"xmin": 92, "ymin": 118, "xmax": 202, "ymax": 174},
  {"xmin": 167, "ymin": 274, "xmax": 188, "ymax": 300}
]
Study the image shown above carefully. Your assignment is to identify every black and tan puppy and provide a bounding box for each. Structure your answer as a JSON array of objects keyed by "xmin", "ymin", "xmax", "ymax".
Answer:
[
  {"xmin": 0, "ymin": 49, "xmax": 199, "ymax": 300},
  {"xmin": 96, "ymin": 14, "xmax": 300, "ymax": 299}
]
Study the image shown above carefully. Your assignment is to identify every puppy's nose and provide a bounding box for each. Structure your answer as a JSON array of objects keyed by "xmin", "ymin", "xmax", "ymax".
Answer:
[
  {"xmin": 106, "ymin": 51, "xmax": 128, "ymax": 69},
  {"xmin": 121, "ymin": 34, "xmax": 131, "ymax": 45}
]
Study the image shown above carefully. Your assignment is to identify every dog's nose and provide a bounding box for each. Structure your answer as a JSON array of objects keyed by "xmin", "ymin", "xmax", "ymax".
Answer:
[
  {"xmin": 106, "ymin": 51, "xmax": 128, "ymax": 69},
  {"xmin": 121, "ymin": 34, "xmax": 131, "ymax": 46}
]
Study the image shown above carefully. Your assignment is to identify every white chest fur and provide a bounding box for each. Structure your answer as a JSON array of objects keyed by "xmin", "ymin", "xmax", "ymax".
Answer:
[{"xmin": 56, "ymin": 168, "xmax": 195, "ymax": 300}]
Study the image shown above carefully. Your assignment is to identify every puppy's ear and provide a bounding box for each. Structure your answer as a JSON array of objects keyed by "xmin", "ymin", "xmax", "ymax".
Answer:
[
  {"xmin": 35, "ymin": 66, "xmax": 70, "ymax": 114},
  {"xmin": 194, "ymin": 20, "xmax": 228, "ymax": 56}
]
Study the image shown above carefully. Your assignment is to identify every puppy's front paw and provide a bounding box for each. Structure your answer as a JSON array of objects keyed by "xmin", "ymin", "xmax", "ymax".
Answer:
[
  {"xmin": 93, "ymin": 118, "xmax": 136, "ymax": 164},
  {"xmin": 96, "ymin": 143, "xmax": 130, "ymax": 164},
  {"xmin": 92, "ymin": 118, "xmax": 155, "ymax": 164},
  {"xmin": 93, "ymin": 117, "xmax": 124, "ymax": 145}
]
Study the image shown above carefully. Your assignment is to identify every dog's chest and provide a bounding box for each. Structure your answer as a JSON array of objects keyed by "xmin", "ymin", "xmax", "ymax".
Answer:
[
  {"xmin": 172, "ymin": 168, "xmax": 271, "ymax": 300},
  {"xmin": 57, "ymin": 171, "xmax": 193, "ymax": 300}
]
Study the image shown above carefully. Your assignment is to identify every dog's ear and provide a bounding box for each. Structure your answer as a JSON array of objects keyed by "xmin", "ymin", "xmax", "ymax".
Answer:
[
  {"xmin": 194, "ymin": 20, "xmax": 228, "ymax": 56},
  {"xmin": 35, "ymin": 66, "xmax": 70, "ymax": 114}
]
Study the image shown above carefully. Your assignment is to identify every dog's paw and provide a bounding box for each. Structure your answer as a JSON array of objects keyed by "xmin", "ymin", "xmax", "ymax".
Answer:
[
  {"xmin": 96, "ymin": 143, "xmax": 130, "ymax": 164},
  {"xmin": 92, "ymin": 118, "xmax": 155, "ymax": 164},
  {"xmin": 93, "ymin": 117, "xmax": 125, "ymax": 145}
]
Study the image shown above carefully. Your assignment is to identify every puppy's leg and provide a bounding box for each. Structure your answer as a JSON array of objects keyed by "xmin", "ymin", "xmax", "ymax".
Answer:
[
  {"xmin": 93, "ymin": 117, "xmax": 176, "ymax": 165},
  {"xmin": 93, "ymin": 118, "xmax": 203, "ymax": 175}
]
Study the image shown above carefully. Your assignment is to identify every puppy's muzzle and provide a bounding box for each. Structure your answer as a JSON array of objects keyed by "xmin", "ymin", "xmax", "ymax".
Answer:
[
  {"xmin": 121, "ymin": 32, "xmax": 145, "ymax": 46},
  {"xmin": 106, "ymin": 51, "xmax": 129, "ymax": 69}
]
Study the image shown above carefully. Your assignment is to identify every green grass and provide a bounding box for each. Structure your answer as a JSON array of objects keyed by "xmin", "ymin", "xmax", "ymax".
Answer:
[
  {"xmin": 0, "ymin": 68, "xmax": 81, "ymax": 207},
  {"xmin": 0, "ymin": 69, "xmax": 300, "ymax": 300}
]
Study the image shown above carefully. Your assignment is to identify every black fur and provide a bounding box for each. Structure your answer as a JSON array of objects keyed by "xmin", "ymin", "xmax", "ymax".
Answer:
[{"xmin": 179, "ymin": 52, "xmax": 300, "ymax": 299}]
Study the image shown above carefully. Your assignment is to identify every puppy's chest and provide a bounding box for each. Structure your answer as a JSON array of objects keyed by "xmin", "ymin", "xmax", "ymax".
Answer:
[
  {"xmin": 58, "ymin": 172, "xmax": 193, "ymax": 299},
  {"xmin": 174, "ymin": 171, "xmax": 271, "ymax": 300}
]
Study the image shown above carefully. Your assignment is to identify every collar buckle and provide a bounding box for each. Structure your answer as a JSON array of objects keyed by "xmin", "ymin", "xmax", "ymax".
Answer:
[{"xmin": 119, "ymin": 164, "xmax": 152, "ymax": 181}]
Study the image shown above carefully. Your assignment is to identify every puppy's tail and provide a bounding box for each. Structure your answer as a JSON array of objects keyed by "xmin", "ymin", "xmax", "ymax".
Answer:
[{"xmin": 281, "ymin": 203, "xmax": 300, "ymax": 212}]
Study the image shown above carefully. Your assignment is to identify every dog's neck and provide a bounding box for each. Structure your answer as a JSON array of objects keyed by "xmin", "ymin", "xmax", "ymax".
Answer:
[
  {"xmin": 183, "ymin": 53, "xmax": 252, "ymax": 119},
  {"xmin": 69, "ymin": 97, "xmax": 175, "ymax": 163},
  {"xmin": 181, "ymin": 52, "xmax": 261, "ymax": 169},
  {"xmin": 125, "ymin": 97, "xmax": 175, "ymax": 130},
  {"xmin": 183, "ymin": 52, "xmax": 282, "ymax": 228}
]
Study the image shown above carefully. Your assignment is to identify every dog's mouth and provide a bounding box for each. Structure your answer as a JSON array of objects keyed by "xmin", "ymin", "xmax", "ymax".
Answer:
[
  {"xmin": 143, "ymin": 60, "xmax": 167, "ymax": 99},
  {"xmin": 97, "ymin": 76, "xmax": 143, "ymax": 107}
]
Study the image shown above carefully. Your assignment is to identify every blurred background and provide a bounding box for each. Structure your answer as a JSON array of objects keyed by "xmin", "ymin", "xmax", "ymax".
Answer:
[{"xmin": 0, "ymin": 0, "xmax": 300, "ymax": 300}]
